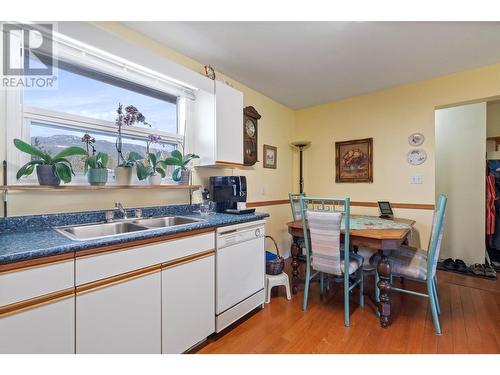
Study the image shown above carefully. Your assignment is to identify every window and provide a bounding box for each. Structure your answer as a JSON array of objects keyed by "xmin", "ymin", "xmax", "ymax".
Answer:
[
  {"xmin": 29, "ymin": 123, "xmax": 176, "ymax": 183},
  {"xmin": 24, "ymin": 60, "xmax": 179, "ymax": 133},
  {"xmin": 6, "ymin": 44, "xmax": 192, "ymax": 184}
]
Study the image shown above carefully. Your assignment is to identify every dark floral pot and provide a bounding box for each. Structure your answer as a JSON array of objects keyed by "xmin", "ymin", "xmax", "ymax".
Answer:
[
  {"xmin": 88, "ymin": 168, "xmax": 108, "ymax": 186},
  {"xmin": 36, "ymin": 165, "xmax": 60, "ymax": 186}
]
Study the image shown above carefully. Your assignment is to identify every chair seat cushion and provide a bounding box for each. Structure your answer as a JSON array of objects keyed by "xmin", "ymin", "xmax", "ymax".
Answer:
[
  {"xmin": 312, "ymin": 250, "xmax": 363, "ymax": 275},
  {"xmin": 370, "ymin": 248, "xmax": 428, "ymax": 281}
]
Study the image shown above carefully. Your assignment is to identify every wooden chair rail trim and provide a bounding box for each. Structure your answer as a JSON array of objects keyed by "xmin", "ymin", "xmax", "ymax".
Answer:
[
  {"xmin": 161, "ymin": 249, "xmax": 215, "ymax": 271},
  {"xmin": 0, "ymin": 288, "xmax": 74, "ymax": 318},
  {"xmin": 247, "ymin": 199, "xmax": 435, "ymax": 210},
  {"xmin": 75, "ymin": 228, "xmax": 215, "ymax": 259},
  {"xmin": 247, "ymin": 199, "xmax": 290, "ymax": 208},
  {"xmin": 0, "ymin": 254, "xmax": 75, "ymax": 274},
  {"xmin": 76, "ymin": 264, "xmax": 162, "ymax": 295}
]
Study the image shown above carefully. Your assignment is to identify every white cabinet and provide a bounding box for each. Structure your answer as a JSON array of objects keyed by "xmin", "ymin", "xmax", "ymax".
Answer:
[
  {"xmin": 0, "ymin": 260, "xmax": 75, "ymax": 354},
  {"xmin": 215, "ymin": 81, "xmax": 244, "ymax": 165},
  {"xmin": 0, "ymin": 296, "xmax": 75, "ymax": 354},
  {"xmin": 191, "ymin": 81, "xmax": 244, "ymax": 166},
  {"xmin": 76, "ymin": 270, "xmax": 162, "ymax": 354},
  {"xmin": 162, "ymin": 254, "xmax": 215, "ymax": 353}
]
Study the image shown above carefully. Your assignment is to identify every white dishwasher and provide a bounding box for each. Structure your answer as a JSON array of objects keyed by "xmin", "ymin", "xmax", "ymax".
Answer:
[{"xmin": 215, "ymin": 220, "xmax": 266, "ymax": 332}]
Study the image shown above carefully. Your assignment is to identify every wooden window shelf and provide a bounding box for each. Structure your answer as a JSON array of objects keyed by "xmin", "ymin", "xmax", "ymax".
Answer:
[{"xmin": 0, "ymin": 184, "xmax": 201, "ymax": 191}]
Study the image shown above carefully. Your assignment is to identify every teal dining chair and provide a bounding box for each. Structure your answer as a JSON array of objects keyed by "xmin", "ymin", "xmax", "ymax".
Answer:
[
  {"xmin": 299, "ymin": 196, "xmax": 364, "ymax": 327},
  {"xmin": 289, "ymin": 192, "xmax": 306, "ymax": 221},
  {"xmin": 370, "ymin": 194, "xmax": 447, "ymax": 334}
]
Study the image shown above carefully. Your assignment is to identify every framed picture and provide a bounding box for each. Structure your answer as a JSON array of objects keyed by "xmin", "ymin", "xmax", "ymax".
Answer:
[
  {"xmin": 335, "ymin": 137, "xmax": 373, "ymax": 183},
  {"xmin": 263, "ymin": 144, "xmax": 277, "ymax": 169}
]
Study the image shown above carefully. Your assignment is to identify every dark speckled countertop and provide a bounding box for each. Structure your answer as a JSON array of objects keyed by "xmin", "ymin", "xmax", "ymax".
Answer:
[{"xmin": 0, "ymin": 204, "xmax": 269, "ymax": 265}]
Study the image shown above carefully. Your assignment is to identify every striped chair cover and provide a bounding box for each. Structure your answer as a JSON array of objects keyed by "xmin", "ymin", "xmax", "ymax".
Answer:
[{"xmin": 307, "ymin": 210, "xmax": 362, "ymax": 276}]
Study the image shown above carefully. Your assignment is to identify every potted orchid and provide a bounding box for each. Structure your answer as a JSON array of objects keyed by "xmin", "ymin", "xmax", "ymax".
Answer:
[
  {"xmin": 160, "ymin": 149, "xmax": 200, "ymax": 185},
  {"xmin": 135, "ymin": 134, "xmax": 166, "ymax": 185},
  {"xmin": 114, "ymin": 104, "xmax": 149, "ymax": 185},
  {"xmin": 81, "ymin": 134, "xmax": 109, "ymax": 186}
]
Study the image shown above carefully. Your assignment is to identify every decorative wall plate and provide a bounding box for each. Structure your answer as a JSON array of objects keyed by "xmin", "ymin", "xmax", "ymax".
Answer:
[
  {"xmin": 408, "ymin": 132, "xmax": 425, "ymax": 146},
  {"xmin": 407, "ymin": 148, "xmax": 427, "ymax": 165}
]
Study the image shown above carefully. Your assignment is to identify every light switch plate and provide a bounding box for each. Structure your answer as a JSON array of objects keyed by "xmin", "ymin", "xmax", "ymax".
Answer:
[{"xmin": 410, "ymin": 175, "xmax": 423, "ymax": 184}]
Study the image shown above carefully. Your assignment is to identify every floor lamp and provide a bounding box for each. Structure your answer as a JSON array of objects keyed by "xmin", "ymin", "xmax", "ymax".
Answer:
[{"xmin": 291, "ymin": 141, "xmax": 311, "ymax": 194}]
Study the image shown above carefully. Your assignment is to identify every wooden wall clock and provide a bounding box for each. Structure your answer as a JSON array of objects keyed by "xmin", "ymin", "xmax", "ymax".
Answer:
[{"xmin": 243, "ymin": 106, "xmax": 261, "ymax": 166}]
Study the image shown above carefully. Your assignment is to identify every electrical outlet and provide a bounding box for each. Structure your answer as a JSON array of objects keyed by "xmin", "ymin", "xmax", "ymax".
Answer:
[{"xmin": 410, "ymin": 175, "xmax": 423, "ymax": 184}]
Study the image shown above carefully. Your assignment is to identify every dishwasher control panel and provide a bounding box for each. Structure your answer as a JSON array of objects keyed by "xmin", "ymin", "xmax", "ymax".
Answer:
[{"xmin": 217, "ymin": 221, "xmax": 266, "ymax": 249}]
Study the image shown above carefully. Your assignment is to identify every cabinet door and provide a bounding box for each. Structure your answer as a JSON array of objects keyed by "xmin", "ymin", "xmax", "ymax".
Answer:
[
  {"xmin": 162, "ymin": 254, "xmax": 215, "ymax": 353},
  {"xmin": 215, "ymin": 81, "xmax": 243, "ymax": 164},
  {"xmin": 0, "ymin": 296, "xmax": 75, "ymax": 354},
  {"xmin": 76, "ymin": 271, "xmax": 161, "ymax": 354}
]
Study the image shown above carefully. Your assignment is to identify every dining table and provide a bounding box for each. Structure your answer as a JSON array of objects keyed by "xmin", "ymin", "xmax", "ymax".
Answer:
[{"xmin": 286, "ymin": 215, "xmax": 416, "ymax": 328}]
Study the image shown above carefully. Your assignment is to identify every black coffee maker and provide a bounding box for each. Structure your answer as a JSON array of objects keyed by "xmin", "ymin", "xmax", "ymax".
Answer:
[{"xmin": 208, "ymin": 176, "xmax": 255, "ymax": 214}]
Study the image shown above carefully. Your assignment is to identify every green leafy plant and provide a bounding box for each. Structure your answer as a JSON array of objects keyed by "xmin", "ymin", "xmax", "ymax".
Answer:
[
  {"xmin": 160, "ymin": 150, "xmax": 200, "ymax": 182},
  {"xmin": 136, "ymin": 152, "xmax": 166, "ymax": 181},
  {"xmin": 84, "ymin": 152, "xmax": 109, "ymax": 174},
  {"xmin": 117, "ymin": 151, "xmax": 143, "ymax": 168},
  {"xmin": 14, "ymin": 138, "xmax": 87, "ymax": 183}
]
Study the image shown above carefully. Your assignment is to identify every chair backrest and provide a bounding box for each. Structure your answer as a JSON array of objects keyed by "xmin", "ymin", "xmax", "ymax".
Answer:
[
  {"xmin": 289, "ymin": 193, "xmax": 306, "ymax": 221},
  {"xmin": 427, "ymin": 194, "xmax": 448, "ymax": 278},
  {"xmin": 299, "ymin": 196, "xmax": 351, "ymax": 276}
]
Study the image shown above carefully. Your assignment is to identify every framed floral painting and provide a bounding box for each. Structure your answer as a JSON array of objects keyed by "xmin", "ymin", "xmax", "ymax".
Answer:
[{"xmin": 335, "ymin": 138, "xmax": 373, "ymax": 183}]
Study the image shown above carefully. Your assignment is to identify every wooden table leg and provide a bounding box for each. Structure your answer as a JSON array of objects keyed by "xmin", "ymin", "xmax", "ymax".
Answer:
[
  {"xmin": 377, "ymin": 253, "xmax": 392, "ymax": 328},
  {"xmin": 291, "ymin": 240, "xmax": 300, "ymax": 294}
]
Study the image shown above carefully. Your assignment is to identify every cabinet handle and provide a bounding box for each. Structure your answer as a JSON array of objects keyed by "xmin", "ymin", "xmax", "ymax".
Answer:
[
  {"xmin": 161, "ymin": 250, "xmax": 215, "ymax": 270},
  {"xmin": 0, "ymin": 288, "xmax": 75, "ymax": 318},
  {"xmin": 76, "ymin": 264, "xmax": 162, "ymax": 296}
]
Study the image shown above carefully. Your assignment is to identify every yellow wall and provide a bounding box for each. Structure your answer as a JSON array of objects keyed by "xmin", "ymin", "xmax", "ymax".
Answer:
[
  {"xmin": 295, "ymin": 62, "xmax": 500, "ymax": 249},
  {"xmin": 487, "ymin": 100, "xmax": 500, "ymax": 138}
]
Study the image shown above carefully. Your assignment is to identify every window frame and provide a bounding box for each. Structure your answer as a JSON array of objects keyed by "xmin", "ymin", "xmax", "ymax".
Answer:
[{"xmin": 5, "ymin": 28, "xmax": 193, "ymax": 185}]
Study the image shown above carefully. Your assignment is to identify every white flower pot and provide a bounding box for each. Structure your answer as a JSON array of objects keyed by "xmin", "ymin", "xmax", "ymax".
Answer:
[
  {"xmin": 148, "ymin": 173, "xmax": 162, "ymax": 185},
  {"xmin": 114, "ymin": 167, "xmax": 132, "ymax": 185}
]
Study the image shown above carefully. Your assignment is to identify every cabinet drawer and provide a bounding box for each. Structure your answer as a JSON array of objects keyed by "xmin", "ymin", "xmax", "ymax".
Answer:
[
  {"xmin": 76, "ymin": 231, "xmax": 215, "ymax": 285},
  {"xmin": 0, "ymin": 260, "xmax": 74, "ymax": 307}
]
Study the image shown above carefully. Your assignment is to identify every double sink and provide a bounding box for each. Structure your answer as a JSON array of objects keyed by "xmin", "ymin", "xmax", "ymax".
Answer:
[{"xmin": 54, "ymin": 216, "xmax": 205, "ymax": 241}]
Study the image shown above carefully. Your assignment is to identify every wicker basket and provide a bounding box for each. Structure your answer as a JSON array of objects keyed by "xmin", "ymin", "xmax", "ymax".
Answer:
[{"xmin": 265, "ymin": 235, "xmax": 285, "ymax": 275}]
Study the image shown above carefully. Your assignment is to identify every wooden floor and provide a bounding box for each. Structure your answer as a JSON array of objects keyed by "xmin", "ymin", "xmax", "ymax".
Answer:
[{"xmin": 196, "ymin": 265, "xmax": 500, "ymax": 354}]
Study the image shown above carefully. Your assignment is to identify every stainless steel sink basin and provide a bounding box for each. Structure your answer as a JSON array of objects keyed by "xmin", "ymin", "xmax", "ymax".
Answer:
[
  {"xmin": 132, "ymin": 216, "xmax": 204, "ymax": 228},
  {"xmin": 54, "ymin": 216, "xmax": 205, "ymax": 241},
  {"xmin": 55, "ymin": 221, "xmax": 148, "ymax": 241}
]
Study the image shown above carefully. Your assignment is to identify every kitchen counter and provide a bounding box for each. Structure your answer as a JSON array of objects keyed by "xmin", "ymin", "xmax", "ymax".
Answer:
[{"xmin": 0, "ymin": 205, "xmax": 269, "ymax": 265}]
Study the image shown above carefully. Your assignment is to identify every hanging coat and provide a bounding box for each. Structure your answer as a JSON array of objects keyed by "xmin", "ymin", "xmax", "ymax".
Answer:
[{"xmin": 486, "ymin": 173, "xmax": 496, "ymax": 236}]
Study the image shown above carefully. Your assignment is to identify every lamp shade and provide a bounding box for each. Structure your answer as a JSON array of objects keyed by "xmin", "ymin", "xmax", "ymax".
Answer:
[{"xmin": 290, "ymin": 141, "xmax": 311, "ymax": 148}]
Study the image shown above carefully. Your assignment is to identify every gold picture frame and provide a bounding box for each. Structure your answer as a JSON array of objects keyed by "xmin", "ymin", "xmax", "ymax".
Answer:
[{"xmin": 263, "ymin": 144, "xmax": 277, "ymax": 169}]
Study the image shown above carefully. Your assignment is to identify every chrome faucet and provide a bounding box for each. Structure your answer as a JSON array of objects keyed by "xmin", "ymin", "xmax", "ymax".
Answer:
[{"xmin": 115, "ymin": 202, "xmax": 128, "ymax": 219}]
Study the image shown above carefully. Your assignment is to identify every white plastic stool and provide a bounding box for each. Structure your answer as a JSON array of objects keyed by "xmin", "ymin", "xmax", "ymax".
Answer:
[{"xmin": 265, "ymin": 272, "xmax": 291, "ymax": 303}]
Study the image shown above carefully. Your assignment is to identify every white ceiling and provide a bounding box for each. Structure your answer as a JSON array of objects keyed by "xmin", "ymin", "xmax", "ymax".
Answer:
[{"xmin": 125, "ymin": 22, "xmax": 500, "ymax": 109}]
